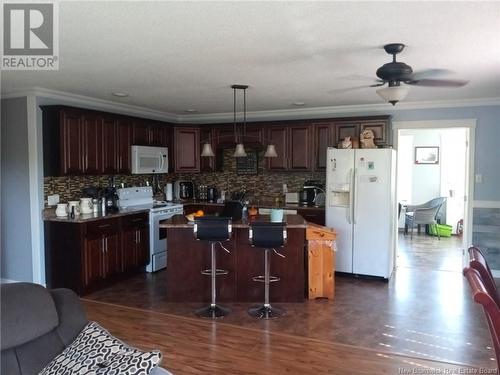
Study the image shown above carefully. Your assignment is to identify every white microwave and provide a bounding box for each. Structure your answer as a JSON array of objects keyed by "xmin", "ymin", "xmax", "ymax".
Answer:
[{"xmin": 131, "ymin": 145, "xmax": 168, "ymax": 174}]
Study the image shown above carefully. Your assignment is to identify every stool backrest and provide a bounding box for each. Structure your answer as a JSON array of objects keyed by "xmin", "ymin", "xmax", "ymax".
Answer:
[
  {"xmin": 222, "ymin": 201, "xmax": 244, "ymax": 221},
  {"xmin": 463, "ymin": 267, "xmax": 500, "ymax": 369},
  {"xmin": 469, "ymin": 246, "xmax": 500, "ymax": 308},
  {"xmin": 249, "ymin": 222, "xmax": 287, "ymax": 249},
  {"xmin": 194, "ymin": 216, "xmax": 232, "ymax": 241}
]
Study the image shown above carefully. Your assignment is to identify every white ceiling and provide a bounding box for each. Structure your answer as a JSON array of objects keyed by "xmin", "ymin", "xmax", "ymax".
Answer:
[{"xmin": 2, "ymin": 1, "xmax": 500, "ymax": 115}]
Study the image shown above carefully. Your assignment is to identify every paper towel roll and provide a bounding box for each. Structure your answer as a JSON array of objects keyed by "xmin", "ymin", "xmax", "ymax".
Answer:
[{"xmin": 165, "ymin": 183, "xmax": 173, "ymax": 201}]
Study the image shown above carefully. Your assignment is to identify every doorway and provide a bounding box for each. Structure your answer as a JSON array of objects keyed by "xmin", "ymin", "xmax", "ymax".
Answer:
[{"xmin": 393, "ymin": 120, "xmax": 475, "ymax": 271}]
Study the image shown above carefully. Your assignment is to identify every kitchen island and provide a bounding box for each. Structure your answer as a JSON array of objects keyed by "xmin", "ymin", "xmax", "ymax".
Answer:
[{"xmin": 160, "ymin": 214, "xmax": 307, "ymax": 302}]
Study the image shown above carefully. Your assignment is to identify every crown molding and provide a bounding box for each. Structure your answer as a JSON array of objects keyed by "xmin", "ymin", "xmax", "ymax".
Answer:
[
  {"xmin": 2, "ymin": 87, "xmax": 499, "ymax": 124},
  {"xmin": 178, "ymin": 97, "xmax": 500, "ymax": 124},
  {"xmin": 1, "ymin": 87, "xmax": 180, "ymax": 123}
]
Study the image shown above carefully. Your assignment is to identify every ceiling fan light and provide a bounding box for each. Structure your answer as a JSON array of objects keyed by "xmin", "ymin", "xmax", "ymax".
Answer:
[
  {"xmin": 233, "ymin": 143, "xmax": 247, "ymax": 157},
  {"xmin": 201, "ymin": 143, "xmax": 215, "ymax": 157},
  {"xmin": 376, "ymin": 85, "xmax": 409, "ymax": 105},
  {"xmin": 264, "ymin": 144, "xmax": 278, "ymax": 158}
]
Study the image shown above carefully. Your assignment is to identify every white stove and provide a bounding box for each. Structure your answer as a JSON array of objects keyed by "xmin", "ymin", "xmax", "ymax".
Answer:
[{"xmin": 117, "ymin": 187, "xmax": 183, "ymax": 272}]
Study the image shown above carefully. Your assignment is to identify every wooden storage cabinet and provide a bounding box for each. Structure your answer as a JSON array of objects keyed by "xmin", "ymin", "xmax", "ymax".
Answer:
[
  {"xmin": 313, "ymin": 123, "xmax": 335, "ymax": 171},
  {"xmin": 42, "ymin": 106, "xmax": 171, "ymax": 176},
  {"xmin": 333, "ymin": 116, "xmax": 392, "ymax": 148},
  {"xmin": 44, "ymin": 212, "xmax": 150, "ymax": 295},
  {"xmin": 60, "ymin": 108, "xmax": 84, "ymax": 175},
  {"xmin": 174, "ymin": 127, "xmax": 200, "ymax": 172},
  {"xmin": 121, "ymin": 214, "xmax": 149, "ymax": 271},
  {"xmin": 266, "ymin": 124, "xmax": 312, "ymax": 171}
]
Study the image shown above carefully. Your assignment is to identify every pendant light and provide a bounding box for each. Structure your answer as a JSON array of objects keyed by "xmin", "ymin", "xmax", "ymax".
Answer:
[
  {"xmin": 232, "ymin": 84, "xmax": 248, "ymax": 157},
  {"xmin": 201, "ymin": 142, "xmax": 215, "ymax": 157},
  {"xmin": 264, "ymin": 144, "xmax": 278, "ymax": 158}
]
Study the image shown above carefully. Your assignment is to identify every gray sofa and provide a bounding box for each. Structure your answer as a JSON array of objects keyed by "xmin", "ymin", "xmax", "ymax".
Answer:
[{"xmin": 1, "ymin": 282, "xmax": 171, "ymax": 375}]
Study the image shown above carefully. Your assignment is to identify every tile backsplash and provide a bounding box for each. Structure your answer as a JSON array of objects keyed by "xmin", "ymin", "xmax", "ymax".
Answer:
[{"xmin": 44, "ymin": 150, "xmax": 326, "ymax": 205}]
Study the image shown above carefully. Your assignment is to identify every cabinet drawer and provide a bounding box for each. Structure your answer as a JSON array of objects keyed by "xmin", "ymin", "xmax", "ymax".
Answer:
[
  {"xmin": 121, "ymin": 212, "xmax": 149, "ymax": 228},
  {"xmin": 86, "ymin": 218, "xmax": 119, "ymax": 236}
]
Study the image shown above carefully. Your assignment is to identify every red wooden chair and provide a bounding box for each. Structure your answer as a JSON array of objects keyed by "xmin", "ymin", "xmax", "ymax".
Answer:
[
  {"xmin": 463, "ymin": 267, "xmax": 500, "ymax": 369},
  {"xmin": 468, "ymin": 246, "xmax": 500, "ymax": 308}
]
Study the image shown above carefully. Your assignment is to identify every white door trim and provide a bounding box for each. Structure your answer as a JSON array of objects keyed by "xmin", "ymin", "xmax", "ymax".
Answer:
[
  {"xmin": 27, "ymin": 94, "xmax": 45, "ymax": 285},
  {"xmin": 393, "ymin": 119, "xmax": 476, "ymax": 262}
]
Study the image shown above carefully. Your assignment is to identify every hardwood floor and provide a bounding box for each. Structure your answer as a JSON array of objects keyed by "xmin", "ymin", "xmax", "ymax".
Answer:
[
  {"xmin": 84, "ymin": 233, "xmax": 497, "ymax": 372},
  {"xmin": 83, "ymin": 299, "xmax": 474, "ymax": 375}
]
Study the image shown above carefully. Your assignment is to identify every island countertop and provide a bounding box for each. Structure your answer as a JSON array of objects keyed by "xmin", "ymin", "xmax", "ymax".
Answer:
[{"xmin": 159, "ymin": 214, "xmax": 308, "ymax": 229}]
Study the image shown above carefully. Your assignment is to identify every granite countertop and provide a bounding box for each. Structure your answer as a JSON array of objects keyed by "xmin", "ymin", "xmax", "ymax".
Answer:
[
  {"xmin": 180, "ymin": 200, "xmax": 325, "ymax": 210},
  {"xmin": 159, "ymin": 214, "xmax": 308, "ymax": 229},
  {"xmin": 42, "ymin": 207, "xmax": 149, "ymax": 223}
]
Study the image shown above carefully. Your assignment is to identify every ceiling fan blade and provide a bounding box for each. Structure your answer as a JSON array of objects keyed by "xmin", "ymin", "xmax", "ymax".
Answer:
[
  {"xmin": 369, "ymin": 82, "xmax": 385, "ymax": 87},
  {"xmin": 408, "ymin": 69, "xmax": 454, "ymax": 80},
  {"xmin": 406, "ymin": 78, "xmax": 469, "ymax": 87}
]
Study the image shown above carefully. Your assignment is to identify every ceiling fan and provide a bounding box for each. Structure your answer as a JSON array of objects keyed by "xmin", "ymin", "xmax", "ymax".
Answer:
[{"xmin": 371, "ymin": 43, "xmax": 468, "ymax": 105}]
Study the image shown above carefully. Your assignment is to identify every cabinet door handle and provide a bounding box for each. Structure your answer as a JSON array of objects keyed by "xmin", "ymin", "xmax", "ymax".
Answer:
[
  {"xmin": 101, "ymin": 238, "xmax": 105, "ymax": 254},
  {"xmin": 135, "ymin": 230, "xmax": 138, "ymax": 244},
  {"xmin": 132, "ymin": 218, "xmax": 142, "ymax": 223},
  {"xmin": 98, "ymin": 224, "xmax": 111, "ymax": 228},
  {"xmin": 105, "ymin": 237, "xmax": 108, "ymax": 253}
]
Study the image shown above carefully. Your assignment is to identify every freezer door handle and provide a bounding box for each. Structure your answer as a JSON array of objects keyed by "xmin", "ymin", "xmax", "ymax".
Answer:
[
  {"xmin": 346, "ymin": 168, "xmax": 353, "ymax": 224},
  {"xmin": 352, "ymin": 168, "xmax": 357, "ymax": 224}
]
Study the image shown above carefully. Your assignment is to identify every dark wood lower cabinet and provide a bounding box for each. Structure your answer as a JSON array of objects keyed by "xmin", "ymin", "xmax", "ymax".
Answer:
[{"xmin": 45, "ymin": 212, "xmax": 149, "ymax": 295}]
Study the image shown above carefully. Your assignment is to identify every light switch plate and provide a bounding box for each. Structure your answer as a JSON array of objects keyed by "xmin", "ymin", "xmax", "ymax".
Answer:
[
  {"xmin": 475, "ymin": 174, "xmax": 483, "ymax": 184},
  {"xmin": 47, "ymin": 194, "xmax": 60, "ymax": 206}
]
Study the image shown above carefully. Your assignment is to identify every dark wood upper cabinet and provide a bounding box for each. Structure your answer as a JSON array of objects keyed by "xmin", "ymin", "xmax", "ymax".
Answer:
[
  {"xmin": 174, "ymin": 127, "xmax": 200, "ymax": 172},
  {"xmin": 60, "ymin": 109, "xmax": 84, "ymax": 175},
  {"xmin": 42, "ymin": 105, "xmax": 391, "ymax": 177},
  {"xmin": 288, "ymin": 125, "xmax": 312, "ymax": 170},
  {"xmin": 149, "ymin": 123, "xmax": 167, "ymax": 147},
  {"xmin": 200, "ymin": 127, "xmax": 215, "ymax": 172},
  {"xmin": 102, "ymin": 117, "xmax": 118, "ymax": 174},
  {"xmin": 215, "ymin": 126, "xmax": 237, "ymax": 147},
  {"xmin": 242, "ymin": 126, "xmax": 263, "ymax": 147},
  {"xmin": 334, "ymin": 122, "xmax": 360, "ymax": 147},
  {"xmin": 313, "ymin": 123, "xmax": 334, "ymax": 171},
  {"xmin": 116, "ymin": 119, "xmax": 132, "ymax": 174},
  {"xmin": 360, "ymin": 119, "xmax": 391, "ymax": 147},
  {"xmin": 266, "ymin": 126, "xmax": 288, "ymax": 170},
  {"xmin": 334, "ymin": 116, "xmax": 392, "ymax": 148},
  {"xmin": 131, "ymin": 121, "xmax": 150, "ymax": 146},
  {"xmin": 81, "ymin": 113, "xmax": 103, "ymax": 175},
  {"xmin": 266, "ymin": 124, "xmax": 312, "ymax": 171}
]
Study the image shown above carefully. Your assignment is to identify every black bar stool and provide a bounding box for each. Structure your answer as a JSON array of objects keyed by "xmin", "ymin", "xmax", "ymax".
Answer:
[
  {"xmin": 248, "ymin": 222, "xmax": 287, "ymax": 319},
  {"xmin": 193, "ymin": 216, "xmax": 232, "ymax": 318}
]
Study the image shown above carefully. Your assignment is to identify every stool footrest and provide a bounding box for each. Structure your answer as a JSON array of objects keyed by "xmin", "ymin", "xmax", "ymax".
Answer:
[
  {"xmin": 252, "ymin": 275, "xmax": 280, "ymax": 283},
  {"xmin": 201, "ymin": 268, "xmax": 229, "ymax": 276}
]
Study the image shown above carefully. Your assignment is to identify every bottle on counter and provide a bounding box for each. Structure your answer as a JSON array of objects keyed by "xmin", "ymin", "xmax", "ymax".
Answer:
[{"xmin": 242, "ymin": 201, "xmax": 248, "ymax": 221}]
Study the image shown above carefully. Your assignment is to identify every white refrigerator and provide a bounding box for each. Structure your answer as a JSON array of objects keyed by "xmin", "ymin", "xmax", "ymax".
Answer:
[{"xmin": 325, "ymin": 148, "xmax": 397, "ymax": 279}]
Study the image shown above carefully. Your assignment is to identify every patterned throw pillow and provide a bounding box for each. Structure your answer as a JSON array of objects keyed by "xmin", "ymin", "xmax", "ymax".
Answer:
[{"xmin": 39, "ymin": 321, "xmax": 162, "ymax": 375}]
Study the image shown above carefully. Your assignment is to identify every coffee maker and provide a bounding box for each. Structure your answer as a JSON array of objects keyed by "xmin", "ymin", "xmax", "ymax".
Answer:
[
  {"xmin": 299, "ymin": 180, "xmax": 324, "ymax": 207},
  {"xmin": 103, "ymin": 187, "xmax": 119, "ymax": 213},
  {"xmin": 174, "ymin": 181, "xmax": 194, "ymax": 200}
]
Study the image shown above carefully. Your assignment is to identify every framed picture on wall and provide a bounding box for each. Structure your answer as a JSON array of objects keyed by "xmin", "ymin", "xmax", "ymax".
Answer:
[{"xmin": 415, "ymin": 146, "xmax": 439, "ymax": 164}]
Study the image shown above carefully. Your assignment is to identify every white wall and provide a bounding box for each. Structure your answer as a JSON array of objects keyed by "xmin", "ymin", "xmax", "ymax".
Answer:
[
  {"xmin": 399, "ymin": 129, "xmax": 442, "ymax": 205},
  {"xmin": 1, "ymin": 98, "xmax": 34, "ymax": 281}
]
